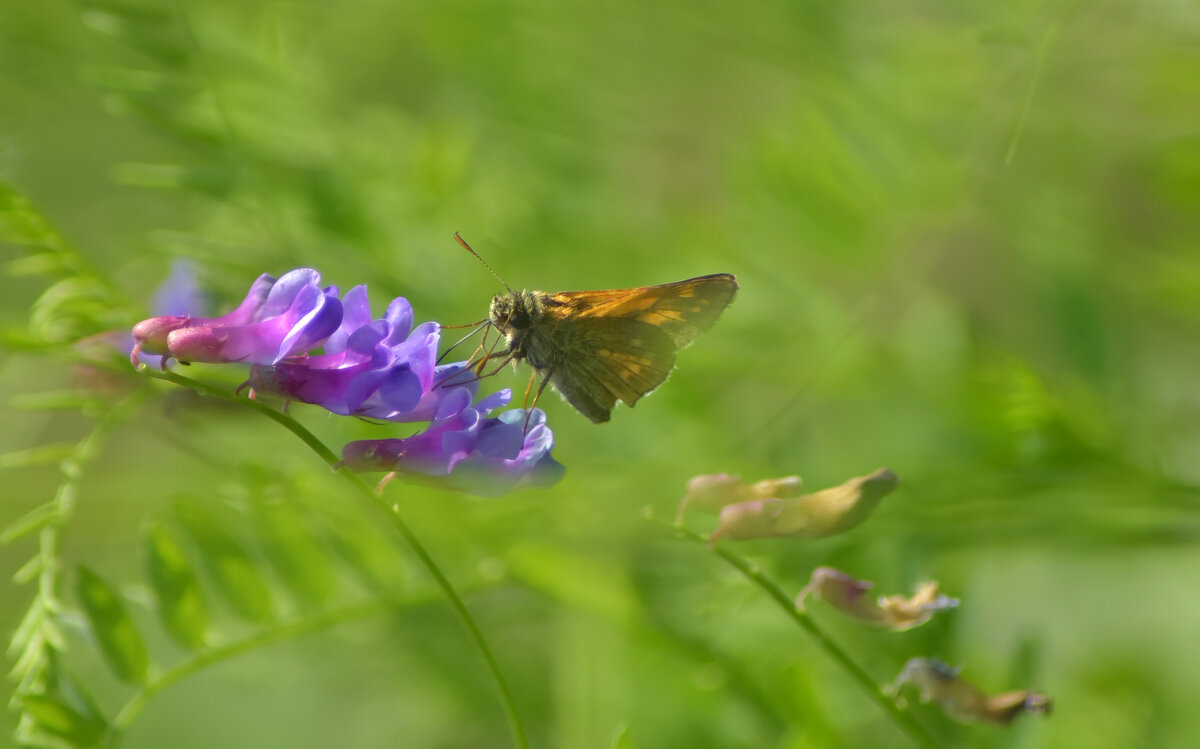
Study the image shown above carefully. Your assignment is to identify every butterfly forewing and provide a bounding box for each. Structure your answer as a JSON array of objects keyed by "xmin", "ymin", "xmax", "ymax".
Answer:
[{"xmin": 546, "ymin": 273, "xmax": 738, "ymax": 348}]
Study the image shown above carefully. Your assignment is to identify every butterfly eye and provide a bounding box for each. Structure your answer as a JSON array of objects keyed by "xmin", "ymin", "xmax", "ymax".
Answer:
[{"xmin": 509, "ymin": 307, "xmax": 531, "ymax": 329}]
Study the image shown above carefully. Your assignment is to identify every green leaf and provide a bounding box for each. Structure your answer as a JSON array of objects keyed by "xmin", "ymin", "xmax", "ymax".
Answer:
[
  {"xmin": 0, "ymin": 443, "xmax": 78, "ymax": 470},
  {"xmin": 78, "ymin": 1, "xmax": 191, "ymax": 67},
  {"xmin": 610, "ymin": 724, "xmax": 635, "ymax": 749},
  {"xmin": 1, "ymin": 503, "xmax": 59, "ymax": 545},
  {"xmin": 0, "ymin": 181, "xmax": 71, "ymax": 253},
  {"xmin": 73, "ymin": 566, "xmax": 149, "ymax": 684},
  {"xmin": 321, "ymin": 511, "xmax": 405, "ymax": 593},
  {"xmin": 19, "ymin": 693, "xmax": 107, "ymax": 746},
  {"xmin": 252, "ymin": 501, "xmax": 334, "ymax": 606},
  {"xmin": 172, "ymin": 499, "xmax": 274, "ymax": 623},
  {"xmin": 13, "ymin": 554, "xmax": 44, "ymax": 585},
  {"xmin": 143, "ymin": 519, "xmax": 209, "ymax": 650},
  {"xmin": 110, "ymin": 163, "xmax": 236, "ymax": 196}
]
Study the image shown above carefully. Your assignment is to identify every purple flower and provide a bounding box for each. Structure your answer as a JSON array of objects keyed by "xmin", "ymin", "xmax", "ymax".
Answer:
[
  {"xmin": 341, "ymin": 401, "xmax": 565, "ymax": 497},
  {"xmin": 131, "ymin": 267, "xmax": 566, "ymax": 497},
  {"xmin": 247, "ymin": 286, "xmax": 474, "ymax": 422},
  {"xmin": 132, "ymin": 269, "xmax": 341, "ymax": 366}
]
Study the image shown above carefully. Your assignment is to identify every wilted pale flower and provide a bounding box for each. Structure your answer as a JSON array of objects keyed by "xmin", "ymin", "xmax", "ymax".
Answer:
[
  {"xmin": 131, "ymin": 269, "xmax": 341, "ymax": 366},
  {"xmin": 889, "ymin": 658, "xmax": 1052, "ymax": 725},
  {"xmin": 341, "ymin": 399, "xmax": 565, "ymax": 497},
  {"xmin": 796, "ymin": 566, "xmax": 959, "ymax": 631},
  {"xmin": 707, "ymin": 468, "xmax": 897, "ymax": 543},
  {"xmin": 676, "ymin": 473, "xmax": 803, "ymax": 521}
]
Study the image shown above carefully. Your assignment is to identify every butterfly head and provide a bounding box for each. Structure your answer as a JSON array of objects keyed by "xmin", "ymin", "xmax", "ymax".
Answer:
[{"xmin": 488, "ymin": 290, "xmax": 542, "ymax": 335}]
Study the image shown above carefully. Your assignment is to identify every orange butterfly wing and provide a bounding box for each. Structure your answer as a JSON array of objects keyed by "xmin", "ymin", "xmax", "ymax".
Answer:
[
  {"xmin": 538, "ymin": 274, "xmax": 737, "ymax": 422},
  {"xmin": 545, "ymin": 273, "xmax": 738, "ymax": 348}
]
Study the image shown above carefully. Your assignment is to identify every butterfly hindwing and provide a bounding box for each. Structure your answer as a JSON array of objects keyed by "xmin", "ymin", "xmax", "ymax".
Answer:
[{"xmin": 548, "ymin": 316, "xmax": 678, "ymax": 423}]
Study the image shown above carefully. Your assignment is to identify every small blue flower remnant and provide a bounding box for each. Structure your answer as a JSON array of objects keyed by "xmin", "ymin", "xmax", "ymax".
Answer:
[{"xmin": 131, "ymin": 267, "xmax": 564, "ymax": 497}]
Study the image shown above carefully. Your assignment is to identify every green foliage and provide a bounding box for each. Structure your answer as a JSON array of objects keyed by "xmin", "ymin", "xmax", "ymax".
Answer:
[
  {"xmin": 3, "ymin": 0, "xmax": 1200, "ymax": 747},
  {"xmin": 142, "ymin": 519, "xmax": 209, "ymax": 650},
  {"xmin": 74, "ymin": 566, "xmax": 149, "ymax": 685},
  {"xmin": 18, "ymin": 693, "xmax": 106, "ymax": 747},
  {"xmin": 250, "ymin": 500, "xmax": 336, "ymax": 607},
  {"xmin": 170, "ymin": 498, "xmax": 275, "ymax": 624}
]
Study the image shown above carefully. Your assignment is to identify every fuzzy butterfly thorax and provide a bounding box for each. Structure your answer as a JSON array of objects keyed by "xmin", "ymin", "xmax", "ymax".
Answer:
[{"xmin": 489, "ymin": 289, "xmax": 553, "ymax": 367}]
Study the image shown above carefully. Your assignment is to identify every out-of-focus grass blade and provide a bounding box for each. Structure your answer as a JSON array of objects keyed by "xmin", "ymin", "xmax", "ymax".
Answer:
[
  {"xmin": 143, "ymin": 519, "xmax": 209, "ymax": 650},
  {"xmin": 172, "ymin": 498, "xmax": 274, "ymax": 623},
  {"xmin": 74, "ymin": 566, "xmax": 149, "ymax": 685}
]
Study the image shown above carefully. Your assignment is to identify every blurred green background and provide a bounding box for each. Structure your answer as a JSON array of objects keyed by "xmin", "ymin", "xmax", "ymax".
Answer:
[{"xmin": 3, "ymin": 0, "xmax": 1200, "ymax": 747}]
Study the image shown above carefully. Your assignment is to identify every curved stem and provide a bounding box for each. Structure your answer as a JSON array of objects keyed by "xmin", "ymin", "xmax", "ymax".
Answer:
[
  {"xmin": 105, "ymin": 589, "xmax": 475, "ymax": 747},
  {"xmin": 137, "ymin": 367, "xmax": 529, "ymax": 749},
  {"xmin": 652, "ymin": 516, "xmax": 939, "ymax": 749},
  {"xmin": 1005, "ymin": 14, "xmax": 1068, "ymax": 166}
]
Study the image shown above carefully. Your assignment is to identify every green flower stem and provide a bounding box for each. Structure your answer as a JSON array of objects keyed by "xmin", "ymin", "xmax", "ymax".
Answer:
[
  {"xmin": 105, "ymin": 589, "xmax": 472, "ymax": 747},
  {"xmin": 653, "ymin": 516, "xmax": 939, "ymax": 749},
  {"xmin": 1005, "ymin": 13, "xmax": 1069, "ymax": 166},
  {"xmin": 138, "ymin": 367, "xmax": 529, "ymax": 749}
]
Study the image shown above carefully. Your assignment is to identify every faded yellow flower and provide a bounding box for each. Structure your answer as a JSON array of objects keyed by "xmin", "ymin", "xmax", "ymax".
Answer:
[
  {"xmin": 889, "ymin": 658, "xmax": 1052, "ymax": 725},
  {"xmin": 706, "ymin": 468, "xmax": 897, "ymax": 543},
  {"xmin": 676, "ymin": 473, "xmax": 802, "ymax": 521}
]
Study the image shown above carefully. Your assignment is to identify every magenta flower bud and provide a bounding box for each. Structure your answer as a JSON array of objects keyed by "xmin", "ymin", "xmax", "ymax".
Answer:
[
  {"xmin": 163, "ymin": 270, "xmax": 342, "ymax": 364},
  {"xmin": 130, "ymin": 315, "xmax": 190, "ymax": 361}
]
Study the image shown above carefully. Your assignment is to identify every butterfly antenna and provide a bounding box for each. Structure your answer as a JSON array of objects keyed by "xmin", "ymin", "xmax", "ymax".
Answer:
[
  {"xmin": 437, "ymin": 320, "xmax": 490, "ymax": 364},
  {"xmin": 455, "ymin": 232, "xmax": 514, "ymax": 293}
]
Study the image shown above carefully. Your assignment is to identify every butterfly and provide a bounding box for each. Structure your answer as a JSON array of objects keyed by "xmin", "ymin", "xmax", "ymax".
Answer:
[{"xmin": 454, "ymin": 235, "xmax": 738, "ymax": 423}]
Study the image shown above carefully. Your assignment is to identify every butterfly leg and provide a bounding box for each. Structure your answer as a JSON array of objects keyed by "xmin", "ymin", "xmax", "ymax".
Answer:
[
  {"xmin": 523, "ymin": 368, "xmax": 555, "ymax": 432},
  {"xmin": 522, "ymin": 370, "xmax": 538, "ymax": 408}
]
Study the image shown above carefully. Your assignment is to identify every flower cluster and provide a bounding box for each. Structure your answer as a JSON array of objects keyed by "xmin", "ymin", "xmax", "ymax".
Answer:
[
  {"xmin": 131, "ymin": 268, "xmax": 564, "ymax": 496},
  {"xmin": 677, "ymin": 467, "xmax": 1052, "ymax": 727}
]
